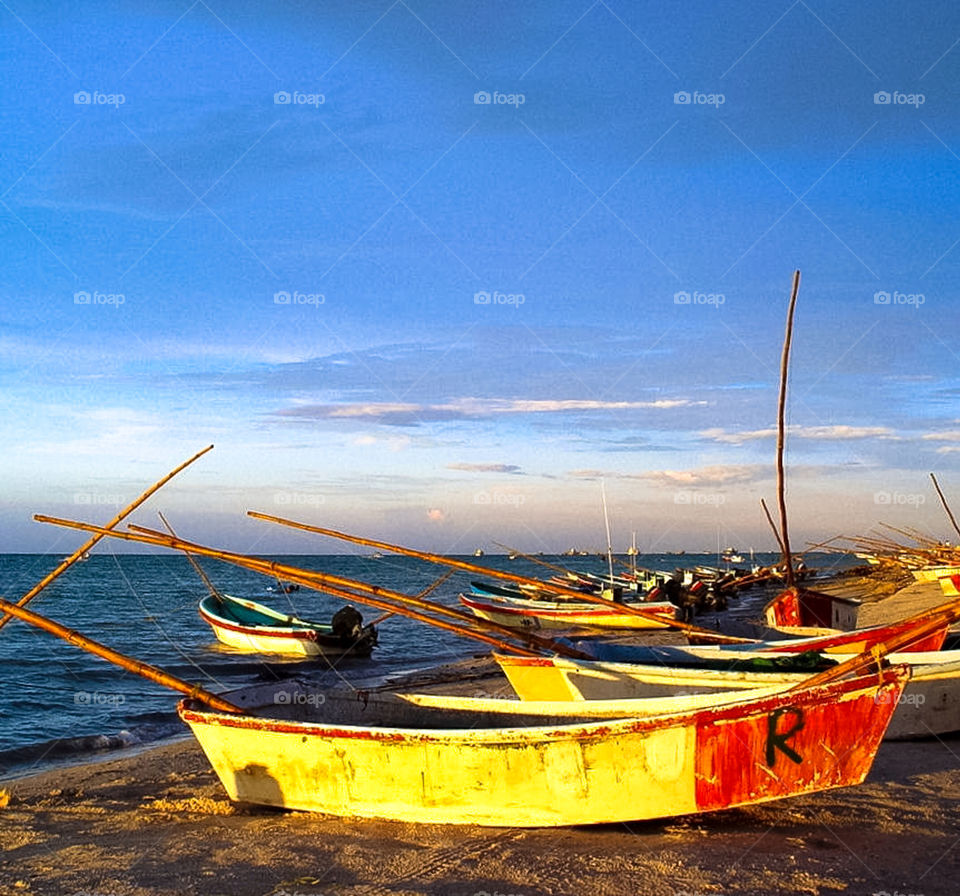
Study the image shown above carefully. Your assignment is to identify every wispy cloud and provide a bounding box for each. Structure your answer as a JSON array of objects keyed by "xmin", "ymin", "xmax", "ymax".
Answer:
[
  {"xmin": 701, "ymin": 425, "xmax": 895, "ymax": 445},
  {"xmin": 274, "ymin": 397, "xmax": 708, "ymax": 426},
  {"xmin": 567, "ymin": 464, "xmax": 768, "ymax": 488},
  {"xmin": 447, "ymin": 462, "xmax": 523, "ymax": 474}
]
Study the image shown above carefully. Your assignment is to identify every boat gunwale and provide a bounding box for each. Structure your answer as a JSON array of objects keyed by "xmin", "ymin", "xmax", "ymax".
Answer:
[
  {"xmin": 178, "ymin": 666, "xmax": 910, "ymax": 744},
  {"xmin": 459, "ymin": 593, "xmax": 676, "ymax": 619}
]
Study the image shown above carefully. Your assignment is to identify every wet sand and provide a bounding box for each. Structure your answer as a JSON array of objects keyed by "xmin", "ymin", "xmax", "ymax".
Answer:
[{"xmin": 3, "ymin": 583, "xmax": 959, "ymax": 896}]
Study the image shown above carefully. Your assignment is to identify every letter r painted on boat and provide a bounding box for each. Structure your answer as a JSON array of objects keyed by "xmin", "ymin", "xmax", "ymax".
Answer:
[{"xmin": 765, "ymin": 706, "xmax": 804, "ymax": 767}]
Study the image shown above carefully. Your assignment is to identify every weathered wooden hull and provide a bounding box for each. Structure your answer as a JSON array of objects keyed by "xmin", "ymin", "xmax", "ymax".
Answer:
[
  {"xmin": 761, "ymin": 588, "xmax": 948, "ymax": 652},
  {"xmin": 496, "ymin": 651, "xmax": 960, "ymax": 740},
  {"xmin": 178, "ymin": 670, "xmax": 906, "ymax": 826},
  {"xmin": 459, "ymin": 593, "xmax": 676, "ymax": 631}
]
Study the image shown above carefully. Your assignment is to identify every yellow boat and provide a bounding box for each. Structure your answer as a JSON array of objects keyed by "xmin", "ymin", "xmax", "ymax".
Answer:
[{"xmin": 179, "ymin": 669, "xmax": 907, "ymax": 826}]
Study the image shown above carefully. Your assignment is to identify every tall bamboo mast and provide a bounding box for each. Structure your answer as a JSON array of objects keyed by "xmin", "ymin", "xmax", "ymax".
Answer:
[
  {"xmin": 0, "ymin": 445, "xmax": 214, "ymax": 633},
  {"xmin": 776, "ymin": 271, "xmax": 801, "ymax": 588}
]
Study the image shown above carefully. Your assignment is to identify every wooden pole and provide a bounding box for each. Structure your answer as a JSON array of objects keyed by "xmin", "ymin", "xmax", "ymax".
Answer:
[
  {"xmin": 159, "ymin": 511, "xmax": 222, "ymax": 600},
  {"xmin": 0, "ymin": 596, "xmax": 243, "ymax": 713},
  {"xmin": 33, "ymin": 515, "xmax": 587, "ymax": 659},
  {"xmin": 930, "ymin": 473, "xmax": 960, "ymax": 542},
  {"xmin": 246, "ymin": 512, "xmax": 756, "ymax": 644},
  {"xmin": 128, "ymin": 523, "xmax": 576, "ymax": 658},
  {"xmin": 760, "ymin": 498, "xmax": 788, "ymax": 561},
  {"xmin": 0, "ymin": 445, "xmax": 214, "ymax": 633},
  {"xmin": 776, "ymin": 271, "xmax": 801, "ymax": 589}
]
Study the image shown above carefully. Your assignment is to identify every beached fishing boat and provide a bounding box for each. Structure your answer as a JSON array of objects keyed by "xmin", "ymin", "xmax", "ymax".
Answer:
[
  {"xmin": 178, "ymin": 668, "xmax": 907, "ymax": 826},
  {"xmin": 459, "ymin": 591, "xmax": 677, "ymax": 630},
  {"xmin": 198, "ymin": 593, "xmax": 377, "ymax": 657},
  {"xmin": 494, "ymin": 647, "xmax": 959, "ymax": 740},
  {"xmin": 763, "ymin": 585, "xmax": 862, "ymax": 634}
]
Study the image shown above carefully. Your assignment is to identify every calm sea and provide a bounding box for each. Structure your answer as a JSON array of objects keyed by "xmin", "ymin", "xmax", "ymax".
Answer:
[{"xmin": 0, "ymin": 551, "xmax": 851, "ymax": 778}]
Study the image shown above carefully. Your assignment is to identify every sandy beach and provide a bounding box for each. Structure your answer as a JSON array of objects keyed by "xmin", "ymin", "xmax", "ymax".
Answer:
[
  {"xmin": 4, "ymin": 621, "xmax": 960, "ymax": 896},
  {"xmin": 2, "ymin": 729, "xmax": 959, "ymax": 896}
]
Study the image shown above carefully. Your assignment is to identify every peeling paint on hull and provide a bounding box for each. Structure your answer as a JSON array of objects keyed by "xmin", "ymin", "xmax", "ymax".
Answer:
[{"xmin": 179, "ymin": 669, "xmax": 906, "ymax": 826}]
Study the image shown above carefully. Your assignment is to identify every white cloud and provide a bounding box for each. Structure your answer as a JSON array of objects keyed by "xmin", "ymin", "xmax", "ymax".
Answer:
[
  {"xmin": 701, "ymin": 425, "xmax": 894, "ymax": 445},
  {"xmin": 568, "ymin": 465, "xmax": 768, "ymax": 487},
  {"xmin": 275, "ymin": 397, "xmax": 707, "ymax": 425},
  {"xmin": 447, "ymin": 462, "xmax": 523, "ymax": 474},
  {"xmin": 352, "ymin": 434, "xmax": 411, "ymax": 451}
]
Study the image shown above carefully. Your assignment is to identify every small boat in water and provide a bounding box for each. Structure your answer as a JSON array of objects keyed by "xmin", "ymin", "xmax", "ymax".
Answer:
[
  {"xmin": 178, "ymin": 667, "xmax": 907, "ymax": 825},
  {"xmin": 198, "ymin": 593, "xmax": 377, "ymax": 658}
]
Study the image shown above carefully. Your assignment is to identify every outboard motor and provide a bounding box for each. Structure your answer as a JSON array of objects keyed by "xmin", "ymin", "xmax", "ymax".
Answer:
[{"xmin": 331, "ymin": 605, "xmax": 365, "ymax": 642}]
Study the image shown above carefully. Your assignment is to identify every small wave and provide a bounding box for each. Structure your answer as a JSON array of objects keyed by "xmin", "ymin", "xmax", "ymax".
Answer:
[{"xmin": 0, "ymin": 719, "xmax": 183, "ymax": 776}]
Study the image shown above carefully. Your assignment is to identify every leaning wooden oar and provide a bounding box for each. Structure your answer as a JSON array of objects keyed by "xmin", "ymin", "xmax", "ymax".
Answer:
[
  {"xmin": 34, "ymin": 515, "xmax": 589, "ymax": 660},
  {"xmin": 246, "ymin": 512, "xmax": 756, "ymax": 644},
  {"xmin": 0, "ymin": 596, "xmax": 242, "ymax": 713},
  {"xmin": 0, "ymin": 444, "xmax": 214, "ymax": 633}
]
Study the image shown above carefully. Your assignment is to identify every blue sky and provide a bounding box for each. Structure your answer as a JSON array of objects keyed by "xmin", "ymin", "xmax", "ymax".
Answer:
[{"xmin": 2, "ymin": 1, "xmax": 960, "ymax": 554}]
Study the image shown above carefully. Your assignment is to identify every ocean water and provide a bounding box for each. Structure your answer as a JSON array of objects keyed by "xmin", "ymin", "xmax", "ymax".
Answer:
[{"xmin": 0, "ymin": 551, "xmax": 850, "ymax": 778}]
